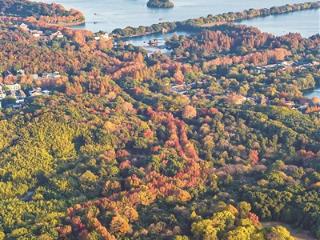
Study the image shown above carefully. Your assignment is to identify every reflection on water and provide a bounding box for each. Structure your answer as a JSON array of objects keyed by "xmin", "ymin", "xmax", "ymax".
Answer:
[
  {"xmin": 122, "ymin": 31, "xmax": 190, "ymax": 54},
  {"xmin": 39, "ymin": 0, "xmax": 319, "ymax": 33}
]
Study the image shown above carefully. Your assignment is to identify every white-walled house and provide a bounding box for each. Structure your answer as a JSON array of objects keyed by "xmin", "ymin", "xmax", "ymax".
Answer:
[
  {"xmin": 4, "ymin": 84, "xmax": 21, "ymax": 92},
  {"xmin": 0, "ymin": 91, "xmax": 6, "ymax": 100}
]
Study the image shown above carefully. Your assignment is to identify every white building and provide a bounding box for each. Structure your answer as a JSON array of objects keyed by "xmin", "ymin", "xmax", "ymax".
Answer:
[
  {"xmin": 101, "ymin": 33, "xmax": 110, "ymax": 40},
  {"xmin": 17, "ymin": 69, "xmax": 25, "ymax": 75},
  {"xmin": 50, "ymin": 31, "xmax": 64, "ymax": 40},
  {"xmin": 31, "ymin": 74, "xmax": 39, "ymax": 80},
  {"xmin": 42, "ymin": 72, "xmax": 61, "ymax": 79},
  {"xmin": 42, "ymin": 90, "xmax": 50, "ymax": 96},
  {"xmin": 5, "ymin": 84, "xmax": 21, "ymax": 92},
  {"xmin": 31, "ymin": 30, "xmax": 43, "ymax": 38},
  {"xmin": 19, "ymin": 23, "xmax": 29, "ymax": 31},
  {"xmin": 0, "ymin": 91, "xmax": 6, "ymax": 100},
  {"xmin": 29, "ymin": 88, "xmax": 42, "ymax": 97}
]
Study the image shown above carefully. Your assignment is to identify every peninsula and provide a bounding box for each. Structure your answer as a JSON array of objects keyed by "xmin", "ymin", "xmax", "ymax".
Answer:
[{"xmin": 112, "ymin": 1, "xmax": 319, "ymax": 38}]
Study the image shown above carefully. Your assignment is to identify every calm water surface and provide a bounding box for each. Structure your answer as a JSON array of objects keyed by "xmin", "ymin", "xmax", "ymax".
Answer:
[
  {"xmin": 304, "ymin": 88, "xmax": 320, "ymax": 99},
  {"xmin": 39, "ymin": 0, "xmax": 319, "ymax": 34},
  {"xmin": 239, "ymin": 9, "xmax": 320, "ymax": 37}
]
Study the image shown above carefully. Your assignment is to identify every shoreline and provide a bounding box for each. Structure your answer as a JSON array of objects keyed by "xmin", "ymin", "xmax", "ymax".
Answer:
[
  {"xmin": 42, "ymin": 19, "xmax": 86, "ymax": 27},
  {"xmin": 303, "ymin": 85, "xmax": 320, "ymax": 98},
  {"xmin": 114, "ymin": 7, "xmax": 318, "ymax": 42},
  {"xmin": 110, "ymin": 2, "xmax": 320, "ymax": 38}
]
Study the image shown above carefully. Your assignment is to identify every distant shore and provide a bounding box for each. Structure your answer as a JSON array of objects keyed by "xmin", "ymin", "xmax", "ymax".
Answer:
[{"xmin": 111, "ymin": 1, "xmax": 320, "ymax": 38}]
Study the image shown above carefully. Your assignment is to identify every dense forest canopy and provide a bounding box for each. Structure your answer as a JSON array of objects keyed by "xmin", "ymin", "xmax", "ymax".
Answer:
[
  {"xmin": 0, "ymin": 0, "xmax": 68, "ymax": 17},
  {"xmin": 0, "ymin": 0, "xmax": 319, "ymax": 240},
  {"xmin": 0, "ymin": 0, "xmax": 84, "ymax": 25}
]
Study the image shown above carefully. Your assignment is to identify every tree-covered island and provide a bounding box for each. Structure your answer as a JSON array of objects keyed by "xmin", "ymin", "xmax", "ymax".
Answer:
[{"xmin": 147, "ymin": 0, "xmax": 174, "ymax": 9}]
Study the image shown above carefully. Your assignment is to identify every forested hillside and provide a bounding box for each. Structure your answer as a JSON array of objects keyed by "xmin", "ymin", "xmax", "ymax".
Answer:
[
  {"xmin": 0, "ymin": 0, "xmax": 84, "ymax": 26},
  {"xmin": 0, "ymin": 1, "xmax": 319, "ymax": 239}
]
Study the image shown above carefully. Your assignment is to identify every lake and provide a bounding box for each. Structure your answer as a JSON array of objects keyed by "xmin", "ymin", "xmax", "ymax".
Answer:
[
  {"xmin": 304, "ymin": 87, "xmax": 320, "ymax": 99},
  {"xmin": 39, "ymin": 0, "xmax": 320, "ymax": 34},
  {"xmin": 122, "ymin": 8, "xmax": 319, "ymax": 52},
  {"xmin": 239, "ymin": 8, "xmax": 320, "ymax": 38},
  {"xmin": 123, "ymin": 30, "xmax": 192, "ymax": 55},
  {"xmin": 38, "ymin": 1, "xmax": 320, "ymax": 93}
]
